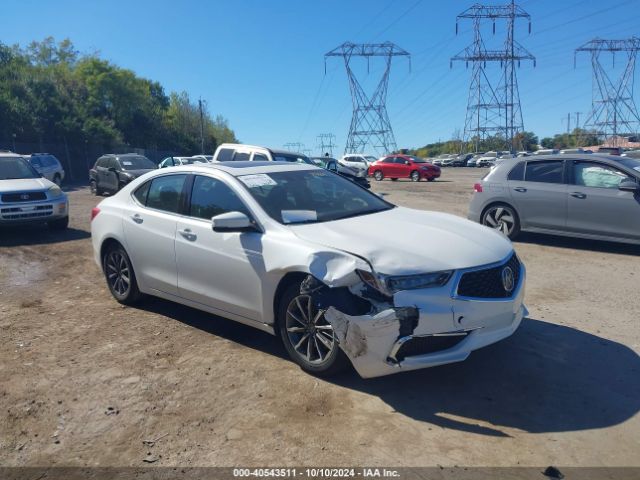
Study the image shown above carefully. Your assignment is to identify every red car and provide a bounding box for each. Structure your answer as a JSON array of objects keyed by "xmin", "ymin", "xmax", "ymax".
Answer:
[{"xmin": 368, "ymin": 155, "xmax": 441, "ymax": 182}]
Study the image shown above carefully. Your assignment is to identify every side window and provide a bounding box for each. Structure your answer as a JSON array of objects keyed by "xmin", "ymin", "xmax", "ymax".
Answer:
[
  {"xmin": 382, "ymin": 157, "xmax": 394, "ymax": 164},
  {"xmin": 525, "ymin": 160, "xmax": 563, "ymax": 184},
  {"xmin": 572, "ymin": 161, "xmax": 632, "ymax": 189},
  {"xmin": 216, "ymin": 148, "xmax": 235, "ymax": 162},
  {"xmin": 189, "ymin": 176, "xmax": 249, "ymax": 220},
  {"xmin": 507, "ymin": 161, "xmax": 525, "ymax": 181},
  {"xmin": 395, "ymin": 157, "xmax": 407, "ymax": 164},
  {"xmin": 233, "ymin": 151, "xmax": 250, "ymax": 162},
  {"xmin": 133, "ymin": 180, "xmax": 151, "ymax": 205},
  {"xmin": 108, "ymin": 158, "xmax": 119, "ymax": 170},
  {"xmin": 30, "ymin": 157, "xmax": 43, "ymax": 168},
  {"xmin": 146, "ymin": 175, "xmax": 187, "ymax": 213},
  {"xmin": 43, "ymin": 156, "xmax": 56, "ymax": 167},
  {"xmin": 253, "ymin": 153, "xmax": 269, "ymax": 162}
]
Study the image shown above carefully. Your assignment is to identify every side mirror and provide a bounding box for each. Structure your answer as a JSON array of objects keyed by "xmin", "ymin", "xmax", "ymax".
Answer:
[
  {"xmin": 619, "ymin": 179, "xmax": 640, "ymax": 193},
  {"xmin": 212, "ymin": 211, "xmax": 255, "ymax": 232},
  {"xmin": 405, "ymin": 160, "xmax": 410, "ymax": 165}
]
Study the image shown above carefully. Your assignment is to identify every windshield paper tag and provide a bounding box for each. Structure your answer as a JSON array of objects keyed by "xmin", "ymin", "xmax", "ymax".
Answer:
[{"xmin": 239, "ymin": 174, "xmax": 277, "ymax": 187}]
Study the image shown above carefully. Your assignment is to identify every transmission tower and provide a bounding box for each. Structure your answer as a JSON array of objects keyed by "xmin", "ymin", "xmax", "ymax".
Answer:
[
  {"xmin": 325, "ymin": 42, "xmax": 410, "ymax": 156},
  {"xmin": 575, "ymin": 37, "xmax": 640, "ymax": 145},
  {"xmin": 451, "ymin": 1, "xmax": 535, "ymax": 153},
  {"xmin": 316, "ymin": 133, "xmax": 337, "ymax": 156}
]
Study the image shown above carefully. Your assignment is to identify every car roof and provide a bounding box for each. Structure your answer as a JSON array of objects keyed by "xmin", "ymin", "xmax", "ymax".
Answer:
[
  {"xmin": 165, "ymin": 161, "xmax": 319, "ymax": 176},
  {"xmin": 0, "ymin": 153, "xmax": 29, "ymax": 159}
]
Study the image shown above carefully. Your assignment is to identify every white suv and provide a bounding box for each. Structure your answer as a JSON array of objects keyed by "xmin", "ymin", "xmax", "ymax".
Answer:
[
  {"xmin": 339, "ymin": 154, "xmax": 378, "ymax": 172},
  {"xmin": 213, "ymin": 143, "xmax": 312, "ymax": 164}
]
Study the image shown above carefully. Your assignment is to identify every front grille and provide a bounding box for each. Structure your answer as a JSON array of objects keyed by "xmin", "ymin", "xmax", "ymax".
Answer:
[
  {"xmin": 457, "ymin": 253, "xmax": 521, "ymax": 299},
  {"xmin": 1, "ymin": 205, "xmax": 52, "ymax": 220},
  {"xmin": 1, "ymin": 191, "xmax": 47, "ymax": 203},
  {"xmin": 394, "ymin": 334, "xmax": 468, "ymax": 362}
]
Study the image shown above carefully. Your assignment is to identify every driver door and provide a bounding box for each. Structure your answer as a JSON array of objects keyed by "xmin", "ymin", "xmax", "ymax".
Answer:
[{"xmin": 175, "ymin": 174, "xmax": 266, "ymax": 321}]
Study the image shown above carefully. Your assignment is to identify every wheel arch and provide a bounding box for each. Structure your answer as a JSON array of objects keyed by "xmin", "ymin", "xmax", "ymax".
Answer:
[
  {"xmin": 99, "ymin": 237, "xmax": 125, "ymax": 270},
  {"xmin": 272, "ymin": 271, "xmax": 309, "ymax": 330}
]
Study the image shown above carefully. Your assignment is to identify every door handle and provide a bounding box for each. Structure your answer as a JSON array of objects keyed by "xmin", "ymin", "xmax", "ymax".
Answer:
[
  {"xmin": 514, "ymin": 187, "xmax": 527, "ymax": 193},
  {"xmin": 131, "ymin": 214, "xmax": 143, "ymax": 224},
  {"xmin": 570, "ymin": 192, "xmax": 587, "ymax": 199},
  {"xmin": 178, "ymin": 229, "xmax": 197, "ymax": 241}
]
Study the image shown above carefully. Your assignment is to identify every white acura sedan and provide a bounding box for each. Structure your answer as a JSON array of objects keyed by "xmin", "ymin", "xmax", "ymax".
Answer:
[{"xmin": 91, "ymin": 161, "xmax": 527, "ymax": 378}]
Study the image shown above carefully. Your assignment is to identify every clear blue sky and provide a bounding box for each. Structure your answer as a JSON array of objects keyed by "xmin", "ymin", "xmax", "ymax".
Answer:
[{"xmin": 4, "ymin": 0, "xmax": 640, "ymax": 154}]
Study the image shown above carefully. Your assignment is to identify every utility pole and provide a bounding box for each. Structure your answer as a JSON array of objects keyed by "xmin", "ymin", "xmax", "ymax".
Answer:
[
  {"xmin": 325, "ymin": 42, "xmax": 410, "ymax": 156},
  {"xmin": 561, "ymin": 112, "xmax": 571, "ymax": 133},
  {"xmin": 575, "ymin": 37, "xmax": 640, "ymax": 146},
  {"xmin": 283, "ymin": 142, "xmax": 305, "ymax": 153},
  {"xmin": 198, "ymin": 97, "xmax": 205, "ymax": 154},
  {"xmin": 451, "ymin": 1, "xmax": 535, "ymax": 153}
]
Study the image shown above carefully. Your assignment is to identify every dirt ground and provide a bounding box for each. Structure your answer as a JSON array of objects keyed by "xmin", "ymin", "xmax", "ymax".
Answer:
[{"xmin": 1, "ymin": 168, "xmax": 639, "ymax": 467}]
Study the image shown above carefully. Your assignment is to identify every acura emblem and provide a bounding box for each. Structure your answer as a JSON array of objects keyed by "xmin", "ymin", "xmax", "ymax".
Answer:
[
  {"xmin": 20, "ymin": 194, "xmax": 29, "ymax": 200},
  {"xmin": 501, "ymin": 266, "xmax": 515, "ymax": 293}
]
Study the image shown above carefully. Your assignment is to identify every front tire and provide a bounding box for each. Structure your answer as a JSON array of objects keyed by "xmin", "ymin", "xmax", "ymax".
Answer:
[
  {"xmin": 90, "ymin": 180, "xmax": 103, "ymax": 196},
  {"xmin": 278, "ymin": 283, "xmax": 348, "ymax": 377},
  {"xmin": 482, "ymin": 204, "xmax": 520, "ymax": 240},
  {"xmin": 410, "ymin": 170, "xmax": 420, "ymax": 182},
  {"xmin": 373, "ymin": 170, "xmax": 384, "ymax": 181},
  {"xmin": 103, "ymin": 244, "xmax": 142, "ymax": 305}
]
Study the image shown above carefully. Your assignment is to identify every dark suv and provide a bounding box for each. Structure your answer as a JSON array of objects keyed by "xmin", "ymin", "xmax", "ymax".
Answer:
[{"xmin": 90, "ymin": 154, "xmax": 157, "ymax": 195}]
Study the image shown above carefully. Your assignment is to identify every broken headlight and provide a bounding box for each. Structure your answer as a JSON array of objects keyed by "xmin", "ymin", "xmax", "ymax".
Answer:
[{"xmin": 357, "ymin": 269, "xmax": 453, "ymax": 296}]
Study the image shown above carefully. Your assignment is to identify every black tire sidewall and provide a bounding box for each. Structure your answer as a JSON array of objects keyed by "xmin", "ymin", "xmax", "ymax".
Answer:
[{"xmin": 103, "ymin": 244, "xmax": 141, "ymax": 305}]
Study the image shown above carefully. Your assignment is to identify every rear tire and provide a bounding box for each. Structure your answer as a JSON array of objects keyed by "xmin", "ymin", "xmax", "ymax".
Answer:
[
  {"xmin": 481, "ymin": 203, "xmax": 521, "ymax": 240},
  {"xmin": 103, "ymin": 243, "xmax": 142, "ymax": 305},
  {"xmin": 427, "ymin": 177, "xmax": 435, "ymax": 182},
  {"xmin": 391, "ymin": 178, "xmax": 398, "ymax": 181},
  {"xmin": 90, "ymin": 180, "xmax": 103, "ymax": 196},
  {"xmin": 278, "ymin": 283, "xmax": 349, "ymax": 377},
  {"xmin": 373, "ymin": 170, "xmax": 384, "ymax": 181},
  {"xmin": 48, "ymin": 216, "xmax": 69, "ymax": 231}
]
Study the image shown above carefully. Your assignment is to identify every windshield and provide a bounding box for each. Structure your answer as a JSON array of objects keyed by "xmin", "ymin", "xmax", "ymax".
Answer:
[
  {"xmin": 0, "ymin": 156, "xmax": 40, "ymax": 180},
  {"xmin": 119, "ymin": 156, "xmax": 156, "ymax": 170},
  {"xmin": 364, "ymin": 156, "xmax": 377, "ymax": 163},
  {"xmin": 273, "ymin": 154, "xmax": 313, "ymax": 165},
  {"xmin": 238, "ymin": 169, "xmax": 394, "ymax": 224},
  {"xmin": 616, "ymin": 157, "xmax": 640, "ymax": 174}
]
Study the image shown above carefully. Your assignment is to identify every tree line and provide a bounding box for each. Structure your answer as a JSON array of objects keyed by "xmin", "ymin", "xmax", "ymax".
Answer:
[{"xmin": 0, "ymin": 37, "xmax": 237, "ymax": 156}]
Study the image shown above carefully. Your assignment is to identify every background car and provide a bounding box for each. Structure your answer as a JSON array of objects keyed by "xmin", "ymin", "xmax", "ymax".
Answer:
[
  {"xmin": 213, "ymin": 143, "xmax": 314, "ymax": 164},
  {"xmin": 368, "ymin": 154, "xmax": 440, "ymax": 182},
  {"xmin": 532, "ymin": 148, "xmax": 559, "ymax": 155},
  {"xmin": 311, "ymin": 156, "xmax": 371, "ymax": 189},
  {"xmin": 27, "ymin": 153, "xmax": 65, "ymax": 185},
  {"xmin": 468, "ymin": 154, "xmax": 640, "ymax": 244},
  {"xmin": 339, "ymin": 154, "xmax": 378, "ymax": 172},
  {"xmin": 0, "ymin": 153, "xmax": 68, "ymax": 229},
  {"xmin": 159, "ymin": 156, "xmax": 206, "ymax": 168},
  {"xmin": 89, "ymin": 154, "xmax": 157, "ymax": 196}
]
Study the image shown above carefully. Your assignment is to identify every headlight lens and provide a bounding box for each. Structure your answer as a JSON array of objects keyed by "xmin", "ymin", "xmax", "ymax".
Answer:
[
  {"xmin": 357, "ymin": 269, "xmax": 453, "ymax": 296},
  {"xmin": 48, "ymin": 186, "xmax": 63, "ymax": 198}
]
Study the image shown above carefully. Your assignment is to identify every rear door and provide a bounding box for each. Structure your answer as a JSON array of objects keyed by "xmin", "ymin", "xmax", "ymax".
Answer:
[
  {"xmin": 566, "ymin": 159, "xmax": 640, "ymax": 241},
  {"xmin": 122, "ymin": 174, "xmax": 187, "ymax": 295},
  {"xmin": 508, "ymin": 159, "xmax": 568, "ymax": 230}
]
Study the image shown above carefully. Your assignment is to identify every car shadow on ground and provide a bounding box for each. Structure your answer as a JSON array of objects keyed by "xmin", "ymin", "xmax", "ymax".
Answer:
[
  {"xmin": 330, "ymin": 317, "xmax": 640, "ymax": 437},
  {"xmin": 0, "ymin": 226, "xmax": 90, "ymax": 247},
  {"xmin": 136, "ymin": 299, "xmax": 640, "ymax": 437},
  {"xmin": 515, "ymin": 232, "xmax": 640, "ymax": 255}
]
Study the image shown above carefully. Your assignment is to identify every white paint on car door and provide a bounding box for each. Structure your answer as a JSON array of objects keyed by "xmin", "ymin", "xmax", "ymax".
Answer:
[{"xmin": 175, "ymin": 174, "xmax": 266, "ymax": 321}]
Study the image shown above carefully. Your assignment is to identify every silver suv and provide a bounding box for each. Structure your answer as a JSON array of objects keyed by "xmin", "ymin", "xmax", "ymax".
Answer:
[
  {"xmin": 0, "ymin": 153, "xmax": 69, "ymax": 229},
  {"xmin": 468, "ymin": 154, "xmax": 640, "ymax": 245}
]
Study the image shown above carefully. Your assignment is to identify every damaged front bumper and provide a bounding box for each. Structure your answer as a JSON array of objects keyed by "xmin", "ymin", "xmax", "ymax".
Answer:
[{"xmin": 321, "ymin": 260, "xmax": 527, "ymax": 379}]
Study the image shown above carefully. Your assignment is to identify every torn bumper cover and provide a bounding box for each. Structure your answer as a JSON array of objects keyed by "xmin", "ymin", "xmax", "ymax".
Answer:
[{"xmin": 304, "ymin": 264, "xmax": 528, "ymax": 379}]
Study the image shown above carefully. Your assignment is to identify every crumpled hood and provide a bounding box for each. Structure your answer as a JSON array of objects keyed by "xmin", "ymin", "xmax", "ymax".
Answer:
[
  {"xmin": 289, "ymin": 206, "xmax": 513, "ymax": 275},
  {"xmin": 0, "ymin": 177, "xmax": 53, "ymax": 193}
]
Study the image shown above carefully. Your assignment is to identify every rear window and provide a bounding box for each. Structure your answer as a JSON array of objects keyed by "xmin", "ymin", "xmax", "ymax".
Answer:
[
  {"xmin": 216, "ymin": 148, "xmax": 235, "ymax": 162},
  {"xmin": 507, "ymin": 161, "xmax": 525, "ymax": 181},
  {"xmin": 525, "ymin": 160, "xmax": 564, "ymax": 184},
  {"xmin": 233, "ymin": 152, "xmax": 251, "ymax": 162}
]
